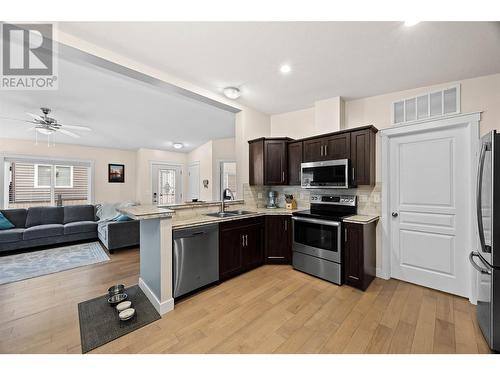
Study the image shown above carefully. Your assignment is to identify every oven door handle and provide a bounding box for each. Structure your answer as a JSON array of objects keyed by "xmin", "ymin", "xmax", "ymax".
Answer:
[{"xmin": 292, "ymin": 216, "xmax": 341, "ymax": 227}]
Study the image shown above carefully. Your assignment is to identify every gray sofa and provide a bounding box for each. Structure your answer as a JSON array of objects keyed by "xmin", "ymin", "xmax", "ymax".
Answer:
[
  {"xmin": 0, "ymin": 205, "xmax": 140, "ymax": 253},
  {"xmin": 0, "ymin": 205, "xmax": 98, "ymax": 253},
  {"xmin": 98, "ymin": 220, "xmax": 140, "ymax": 253}
]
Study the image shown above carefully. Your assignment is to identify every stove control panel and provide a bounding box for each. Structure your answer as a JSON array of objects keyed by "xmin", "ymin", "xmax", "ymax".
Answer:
[{"xmin": 310, "ymin": 194, "xmax": 357, "ymax": 206}]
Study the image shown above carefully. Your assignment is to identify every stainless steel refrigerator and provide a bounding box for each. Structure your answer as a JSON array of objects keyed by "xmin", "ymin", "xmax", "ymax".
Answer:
[{"xmin": 471, "ymin": 130, "xmax": 500, "ymax": 352}]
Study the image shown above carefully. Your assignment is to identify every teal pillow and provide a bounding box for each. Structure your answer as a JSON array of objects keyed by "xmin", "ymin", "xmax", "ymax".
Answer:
[
  {"xmin": 0, "ymin": 212, "xmax": 15, "ymax": 230},
  {"xmin": 115, "ymin": 214, "xmax": 132, "ymax": 222}
]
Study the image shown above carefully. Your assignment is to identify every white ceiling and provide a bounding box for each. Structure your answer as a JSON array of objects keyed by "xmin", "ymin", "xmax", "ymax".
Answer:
[
  {"xmin": 0, "ymin": 48, "xmax": 236, "ymax": 152},
  {"xmin": 59, "ymin": 21, "xmax": 500, "ymax": 114}
]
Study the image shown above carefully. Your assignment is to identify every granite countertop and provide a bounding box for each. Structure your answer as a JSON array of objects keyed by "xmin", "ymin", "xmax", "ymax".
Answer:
[
  {"xmin": 117, "ymin": 205, "xmax": 175, "ymax": 220},
  {"xmin": 159, "ymin": 199, "xmax": 245, "ymax": 210},
  {"xmin": 172, "ymin": 206, "xmax": 299, "ymax": 229},
  {"xmin": 343, "ymin": 214, "xmax": 380, "ymax": 224}
]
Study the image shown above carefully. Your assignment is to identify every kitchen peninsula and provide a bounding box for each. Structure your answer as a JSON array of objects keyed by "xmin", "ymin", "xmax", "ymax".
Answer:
[{"xmin": 118, "ymin": 205, "xmax": 175, "ymax": 315}]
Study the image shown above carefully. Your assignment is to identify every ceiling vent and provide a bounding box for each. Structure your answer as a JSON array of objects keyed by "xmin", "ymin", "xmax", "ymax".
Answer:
[{"xmin": 392, "ymin": 84, "xmax": 460, "ymax": 125}]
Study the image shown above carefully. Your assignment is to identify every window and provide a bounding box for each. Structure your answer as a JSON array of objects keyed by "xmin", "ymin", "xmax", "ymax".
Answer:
[
  {"xmin": 55, "ymin": 166, "xmax": 73, "ymax": 188},
  {"xmin": 6, "ymin": 159, "xmax": 91, "ymax": 208}
]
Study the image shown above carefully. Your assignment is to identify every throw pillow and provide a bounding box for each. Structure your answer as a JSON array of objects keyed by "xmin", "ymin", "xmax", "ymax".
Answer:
[
  {"xmin": 115, "ymin": 214, "xmax": 132, "ymax": 222},
  {"xmin": 0, "ymin": 212, "xmax": 15, "ymax": 230}
]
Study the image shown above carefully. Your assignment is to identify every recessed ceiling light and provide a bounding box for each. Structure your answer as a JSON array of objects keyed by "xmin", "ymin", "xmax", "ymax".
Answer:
[
  {"xmin": 280, "ymin": 64, "xmax": 292, "ymax": 74},
  {"xmin": 404, "ymin": 21, "xmax": 420, "ymax": 27},
  {"xmin": 223, "ymin": 87, "xmax": 241, "ymax": 99},
  {"xmin": 173, "ymin": 143, "xmax": 184, "ymax": 149}
]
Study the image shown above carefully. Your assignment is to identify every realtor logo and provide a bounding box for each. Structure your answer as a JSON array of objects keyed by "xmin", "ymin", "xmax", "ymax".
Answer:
[{"xmin": 1, "ymin": 23, "xmax": 58, "ymax": 90}]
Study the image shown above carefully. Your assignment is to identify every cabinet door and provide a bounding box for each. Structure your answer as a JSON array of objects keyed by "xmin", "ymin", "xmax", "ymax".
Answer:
[
  {"xmin": 303, "ymin": 138, "xmax": 323, "ymax": 162},
  {"xmin": 287, "ymin": 142, "xmax": 303, "ymax": 185},
  {"xmin": 219, "ymin": 228, "xmax": 243, "ymax": 281},
  {"xmin": 344, "ymin": 223, "xmax": 364, "ymax": 289},
  {"xmin": 264, "ymin": 140, "xmax": 287, "ymax": 185},
  {"xmin": 243, "ymin": 224, "xmax": 264, "ymax": 270},
  {"xmin": 350, "ymin": 129, "xmax": 375, "ymax": 186},
  {"xmin": 265, "ymin": 216, "xmax": 292, "ymax": 264},
  {"xmin": 324, "ymin": 133, "xmax": 350, "ymax": 160},
  {"xmin": 249, "ymin": 140, "xmax": 264, "ymax": 186}
]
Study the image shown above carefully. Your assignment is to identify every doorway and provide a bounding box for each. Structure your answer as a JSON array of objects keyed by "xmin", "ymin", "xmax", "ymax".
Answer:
[
  {"xmin": 218, "ymin": 161, "xmax": 237, "ymax": 200},
  {"xmin": 382, "ymin": 113, "xmax": 479, "ymax": 298},
  {"xmin": 151, "ymin": 163, "xmax": 182, "ymax": 205}
]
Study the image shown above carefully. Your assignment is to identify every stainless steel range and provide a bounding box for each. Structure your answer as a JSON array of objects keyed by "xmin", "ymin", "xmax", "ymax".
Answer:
[{"xmin": 292, "ymin": 194, "xmax": 357, "ymax": 285}]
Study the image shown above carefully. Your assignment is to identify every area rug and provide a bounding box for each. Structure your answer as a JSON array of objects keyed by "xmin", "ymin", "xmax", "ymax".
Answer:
[
  {"xmin": 78, "ymin": 285, "xmax": 161, "ymax": 353},
  {"xmin": 0, "ymin": 242, "xmax": 109, "ymax": 285}
]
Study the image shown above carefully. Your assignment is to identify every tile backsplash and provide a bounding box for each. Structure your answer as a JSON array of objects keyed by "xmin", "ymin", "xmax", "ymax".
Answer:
[{"xmin": 243, "ymin": 183, "xmax": 381, "ymax": 216}]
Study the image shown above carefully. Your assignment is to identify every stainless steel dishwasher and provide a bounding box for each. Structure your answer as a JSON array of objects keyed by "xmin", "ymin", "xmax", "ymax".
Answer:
[{"xmin": 173, "ymin": 223, "xmax": 219, "ymax": 298}]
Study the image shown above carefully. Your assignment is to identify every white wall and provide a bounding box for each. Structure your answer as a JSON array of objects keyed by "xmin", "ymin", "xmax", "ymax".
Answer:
[
  {"xmin": 235, "ymin": 108, "xmax": 271, "ymax": 196},
  {"xmin": 270, "ymin": 108, "xmax": 315, "ymax": 139},
  {"xmin": 187, "ymin": 140, "xmax": 213, "ymax": 202},
  {"xmin": 0, "ymin": 138, "xmax": 137, "ymax": 204}
]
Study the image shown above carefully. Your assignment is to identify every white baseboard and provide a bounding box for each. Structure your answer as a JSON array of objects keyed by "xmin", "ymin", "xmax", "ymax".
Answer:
[
  {"xmin": 139, "ymin": 277, "xmax": 174, "ymax": 316},
  {"xmin": 376, "ymin": 267, "xmax": 390, "ymax": 280}
]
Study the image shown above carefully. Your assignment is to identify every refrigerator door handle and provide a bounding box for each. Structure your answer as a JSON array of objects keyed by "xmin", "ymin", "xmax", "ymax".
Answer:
[
  {"xmin": 476, "ymin": 142, "xmax": 490, "ymax": 253},
  {"xmin": 469, "ymin": 251, "xmax": 492, "ymax": 275}
]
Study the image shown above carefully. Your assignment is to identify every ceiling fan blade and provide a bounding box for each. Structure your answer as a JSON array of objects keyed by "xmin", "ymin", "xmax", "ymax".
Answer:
[
  {"xmin": 26, "ymin": 112, "xmax": 44, "ymax": 121},
  {"xmin": 60, "ymin": 124, "xmax": 92, "ymax": 131},
  {"xmin": 58, "ymin": 128, "xmax": 80, "ymax": 138},
  {"xmin": 0, "ymin": 116, "xmax": 36, "ymax": 124}
]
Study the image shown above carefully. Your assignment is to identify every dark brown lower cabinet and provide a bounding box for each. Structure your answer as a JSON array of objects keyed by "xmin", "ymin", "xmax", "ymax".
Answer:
[
  {"xmin": 219, "ymin": 217, "xmax": 264, "ymax": 281},
  {"xmin": 265, "ymin": 215, "xmax": 292, "ymax": 264},
  {"xmin": 344, "ymin": 220, "xmax": 378, "ymax": 291}
]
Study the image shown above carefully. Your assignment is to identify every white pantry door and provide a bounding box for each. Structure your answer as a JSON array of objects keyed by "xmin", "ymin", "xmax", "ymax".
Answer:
[
  {"xmin": 390, "ymin": 124, "xmax": 469, "ymax": 297},
  {"xmin": 188, "ymin": 162, "xmax": 200, "ymax": 201}
]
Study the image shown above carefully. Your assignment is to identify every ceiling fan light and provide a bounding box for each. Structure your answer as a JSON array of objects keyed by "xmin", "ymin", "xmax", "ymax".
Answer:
[
  {"xmin": 223, "ymin": 87, "xmax": 241, "ymax": 100},
  {"xmin": 36, "ymin": 128, "xmax": 54, "ymax": 135},
  {"xmin": 173, "ymin": 143, "xmax": 184, "ymax": 149}
]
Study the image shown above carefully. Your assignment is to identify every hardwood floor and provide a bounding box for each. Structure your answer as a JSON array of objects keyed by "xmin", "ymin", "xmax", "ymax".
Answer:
[{"xmin": 0, "ymin": 247, "xmax": 491, "ymax": 354}]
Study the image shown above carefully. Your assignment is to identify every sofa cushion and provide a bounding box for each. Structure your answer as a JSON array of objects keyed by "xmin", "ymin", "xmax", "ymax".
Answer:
[
  {"xmin": 0, "ymin": 228, "xmax": 25, "ymax": 243},
  {"xmin": 26, "ymin": 207, "xmax": 64, "ymax": 228},
  {"xmin": 0, "ymin": 209, "xmax": 27, "ymax": 228},
  {"xmin": 64, "ymin": 205, "xmax": 96, "ymax": 224},
  {"xmin": 23, "ymin": 224, "xmax": 64, "ymax": 240},
  {"xmin": 64, "ymin": 221, "xmax": 97, "ymax": 235}
]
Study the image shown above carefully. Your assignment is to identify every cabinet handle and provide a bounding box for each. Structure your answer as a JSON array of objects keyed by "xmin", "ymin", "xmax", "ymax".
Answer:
[
  {"xmin": 245, "ymin": 234, "xmax": 248, "ymax": 247},
  {"xmin": 321, "ymin": 145, "xmax": 324, "ymax": 156},
  {"xmin": 282, "ymin": 171, "xmax": 285, "ymax": 182},
  {"xmin": 345, "ymin": 228, "xmax": 348, "ymax": 243},
  {"xmin": 284, "ymin": 220, "xmax": 287, "ymax": 231},
  {"xmin": 325, "ymin": 145, "xmax": 328, "ymax": 155},
  {"xmin": 352, "ymin": 167, "xmax": 355, "ymax": 182},
  {"xmin": 242, "ymin": 234, "xmax": 245, "ymax": 247}
]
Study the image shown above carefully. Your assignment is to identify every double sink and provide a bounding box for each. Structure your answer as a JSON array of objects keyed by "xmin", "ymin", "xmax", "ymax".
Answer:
[{"xmin": 205, "ymin": 209, "xmax": 256, "ymax": 218}]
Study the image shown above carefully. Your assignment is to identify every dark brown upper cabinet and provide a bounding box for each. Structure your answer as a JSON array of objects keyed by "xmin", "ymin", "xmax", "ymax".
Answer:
[
  {"xmin": 287, "ymin": 141, "xmax": 303, "ymax": 185},
  {"xmin": 303, "ymin": 138, "xmax": 323, "ymax": 162},
  {"xmin": 248, "ymin": 125, "xmax": 377, "ymax": 187},
  {"xmin": 350, "ymin": 127, "xmax": 377, "ymax": 186},
  {"xmin": 249, "ymin": 138, "xmax": 290, "ymax": 186}
]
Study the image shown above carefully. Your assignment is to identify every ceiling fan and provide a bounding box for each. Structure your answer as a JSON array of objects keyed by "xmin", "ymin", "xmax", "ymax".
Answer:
[{"xmin": 0, "ymin": 107, "xmax": 92, "ymax": 139}]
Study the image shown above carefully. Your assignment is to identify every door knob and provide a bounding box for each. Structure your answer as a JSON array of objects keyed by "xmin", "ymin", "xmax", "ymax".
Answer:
[{"xmin": 392, "ymin": 212, "xmax": 398, "ymax": 217}]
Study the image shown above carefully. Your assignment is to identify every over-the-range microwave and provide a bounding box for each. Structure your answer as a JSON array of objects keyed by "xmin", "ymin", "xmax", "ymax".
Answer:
[{"xmin": 301, "ymin": 159, "xmax": 353, "ymax": 189}]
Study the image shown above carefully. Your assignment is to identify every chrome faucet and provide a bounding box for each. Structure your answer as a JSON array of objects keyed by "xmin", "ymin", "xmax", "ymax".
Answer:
[{"xmin": 221, "ymin": 188, "xmax": 235, "ymax": 212}]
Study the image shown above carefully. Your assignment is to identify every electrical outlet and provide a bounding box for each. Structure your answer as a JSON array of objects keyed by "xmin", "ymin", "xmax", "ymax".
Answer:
[{"xmin": 257, "ymin": 193, "xmax": 263, "ymax": 199}]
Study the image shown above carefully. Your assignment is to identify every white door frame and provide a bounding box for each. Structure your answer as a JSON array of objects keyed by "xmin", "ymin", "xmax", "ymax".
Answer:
[
  {"xmin": 149, "ymin": 161, "xmax": 183, "ymax": 204},
  {"xmin": 380, "ymin": 112, "xmax": 480, "ymax": 302},
  {"xmin": 188, "ymin": 161, "xmax": 200, "ymax": 200}
]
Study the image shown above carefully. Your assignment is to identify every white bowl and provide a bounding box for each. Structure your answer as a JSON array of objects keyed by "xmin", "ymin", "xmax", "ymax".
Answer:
[
  {"xmin": 119, "ymin": 308, "xmax": 135, "ymax": 321},
  {"xmin": 116, "ymin": 300, "xmax": 132, "ymax": 312}
]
